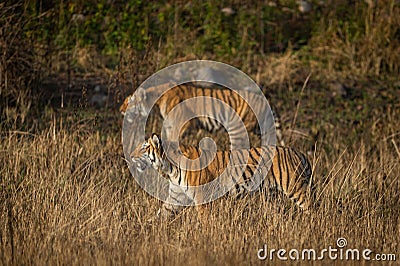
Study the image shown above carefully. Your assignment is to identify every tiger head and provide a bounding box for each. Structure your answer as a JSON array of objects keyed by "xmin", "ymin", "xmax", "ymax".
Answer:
[
  {"xmin": 119, "ymin": 87, "xmax": 148, "ymax": 117},
  {"xmin": 131, "ymin": 134, "xmax": 165, "ymax": 173}
]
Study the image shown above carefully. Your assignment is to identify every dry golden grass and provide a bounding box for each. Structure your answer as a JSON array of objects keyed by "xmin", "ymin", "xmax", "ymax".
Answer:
[
  {"xmin": 1, "ymin": 96, "xmax": 399, "ymax": 265},
  {"xmin": 1, "ymin": 1, "xmax": 399, "ymax": 264}
]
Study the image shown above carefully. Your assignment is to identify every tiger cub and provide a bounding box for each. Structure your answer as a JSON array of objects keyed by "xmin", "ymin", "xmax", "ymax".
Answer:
[
  {"xmin": 120, "ymin": 83, "xmax": 285, "ymax": 146},
  {"xmin": 131, "ymin": 134, "xmax": 313, "ymax": 219}
]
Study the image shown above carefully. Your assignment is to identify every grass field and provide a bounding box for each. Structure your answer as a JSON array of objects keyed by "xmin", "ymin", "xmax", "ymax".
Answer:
[
  {"xmin": 1, "ymin": 1, "xmax": 400, "ymax": 265},
  {"xmin": 1, "ymin": 76, "xmax": 399, "ymax": 264}
]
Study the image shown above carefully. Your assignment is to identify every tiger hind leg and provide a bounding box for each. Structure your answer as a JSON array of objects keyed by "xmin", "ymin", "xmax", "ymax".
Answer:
[{"xmin": 287, "ymin": 183, "xmax": 313, "ymax": 212}]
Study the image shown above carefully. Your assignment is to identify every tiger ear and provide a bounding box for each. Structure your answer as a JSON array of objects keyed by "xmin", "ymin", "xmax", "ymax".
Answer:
[
  {"xmin": 136, "ymin": 87, "xmax": 146, "ymax": 101},
  {"xmin": 151, "ymin": 134, "xmax": 160, "ymax": 148}
]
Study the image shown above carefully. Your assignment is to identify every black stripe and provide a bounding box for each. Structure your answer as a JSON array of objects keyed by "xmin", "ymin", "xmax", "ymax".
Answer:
[
  {"xmin": 219, "ymin": 90, "xmax": 227, "ymax": 104},
  {"xmin": 294, "ymin": 153, "xmax": 303, "ymax": 174},
  {"xmin": 169, "ymin": 188, "xmax": 182, "ymax": 196},
  {"xmin": 246, "ymin": 165, "xmax": 254, "ymax": 179},
  {"xmin": 169, "ymin": 193, "xmax": 183, "ymax": 204},
  {"xmin": 150, "ymin": 149, "xmax": 155, "ymax": 163},
  {"xmin": 234, "ymin": 184, "xmax": 241, "ymax": 195},
  {"xmin": 236, "ymin": 150, "xmax": 246, "ymax": 169},
  {"xmin": 249, "ymin": 150, "xmax": 260, "ymax": 163},
  {"xmin": 176, "ymin": 84, "xmax": 183, "ymax": 98},
  {"xmin": 287, "ymin": 149, "xmax": 297, "ymax": 171},
  {"xmin": 231, "ymin": 151, "xmax": 243, "ymax": 181},
  {"xmin": 208, "ymin": 93, "xmax": 219, "ymax": 131},
  {"xmin": 275, "ymin": 148, "xmax": 281, "ymax": 187},
  {"xmin": 246, "ymin": 165, "xmax": 254, "ymax": 178},
  {"xmin": 291, "ymin": 196, "xmax": 298, "ymax": 203},
  {"xmin": 212, "ymin": 92, "xmax": 222, "ymax": 130},
  {"xmin": 177, "ymin": 167, "xmax": 182, "ymax": 184},
  {"xmin": 287, "ymin": 183, "xmax": 297, "ymax": 198},
  {"xmin": 270, "ymin": 165, "xmax": 278, "ymax": 187},
  {"xmin": 297, "ymin": 197, "xmax": 304, "ymax": 206},
  {"xmin": 293, "ymin": 150, "xmax": 304, "ymax": 170},
  {"xmin": 226, "ymin": 90, "xmax": 237, "ymax": 113},
  {"xmin": 249, "ymin": 150, "xmax": 260, "ymax": 176},
  {"xmin": 198, "ymin": 87, "xmax": 204, "ymax": 96},
  {"xmin": 253, "ymin": 147, "xmax": 262, "ymax": 158},
  {"xmin": 231, "ymin": 175, "xmax": 239, "ymax": 189},
  {"xmin": 283, "ymin": 148, "xmax": 290, "ymax": 192},
  {"xmin": 279, "ymin": 149, "xmax": 288, "ymax": 192},
  {"xmin": 240, "ymin": 97, "xmax": 249, "ymax": 122},
  {"xmin": 221, "ymin": 151, "xmax": 227, "ymax": 171}
]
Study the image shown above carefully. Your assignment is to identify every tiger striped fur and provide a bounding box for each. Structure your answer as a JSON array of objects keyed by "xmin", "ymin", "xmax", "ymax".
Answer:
[
  {"xmin": 120, "ymin": 83, "xmax": 285, "ymax": 146},
  {"xmin": 131, "ymin": 134, "xmax": 313, "ymax": 219}
]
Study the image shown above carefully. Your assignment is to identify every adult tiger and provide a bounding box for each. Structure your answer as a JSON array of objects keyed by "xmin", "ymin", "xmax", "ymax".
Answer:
[
  {"xmin": 120, "ymin": 83, "xmax": 285, "ymax": 147},
  {"xmin": 131, "ymin": 134, "xmax": 313, "ymax": 219}
]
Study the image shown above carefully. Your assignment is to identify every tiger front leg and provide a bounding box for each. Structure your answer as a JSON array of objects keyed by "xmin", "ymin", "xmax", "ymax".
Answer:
[
  {"xmin": 156, "ymin": 182, "xmax": 190, "ymax": 219},
  {"xmin": 286, "ymin": 182, "xmax": 312, "ymax": 213},
  {"xmin": 195, "ymin": 203, "xmax": 212, "ymax": 225},
  {"xmin": 191, "ymin": 188, "xmax": 212, "ymax": 224},
  {"xmin": 157, "ymin": 202, "xmax": 185, "ymax": 219}
]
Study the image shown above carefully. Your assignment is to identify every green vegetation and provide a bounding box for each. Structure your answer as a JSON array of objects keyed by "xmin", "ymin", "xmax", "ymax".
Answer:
[
  {"xmin": 3, "ymin": 1, "xmax": 400, "ymax": 73},
  {"xmin": 1, "ymin": 0, "xmax": 399, "ymax": 264}
]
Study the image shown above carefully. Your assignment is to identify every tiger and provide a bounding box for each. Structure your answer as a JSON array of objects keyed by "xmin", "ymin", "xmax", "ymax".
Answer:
[
  {"xmin": 131, "ymin": 134, "xmax": 313, "ymax": 220},
  {"xmin": 120, "ymin": 83, "xmax": 285, "ymax": 147}
]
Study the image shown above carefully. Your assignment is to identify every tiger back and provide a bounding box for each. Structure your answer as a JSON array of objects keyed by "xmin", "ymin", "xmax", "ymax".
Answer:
[{"xmin": 121, "ymin": 83, "xmax": 285, "ymax": 146}]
